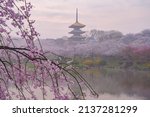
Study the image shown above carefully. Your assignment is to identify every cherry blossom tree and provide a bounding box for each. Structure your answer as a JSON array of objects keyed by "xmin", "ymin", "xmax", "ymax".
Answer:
[{"xmin": 0, "ymin": 0, "xmax": 98, "ymax": 100}]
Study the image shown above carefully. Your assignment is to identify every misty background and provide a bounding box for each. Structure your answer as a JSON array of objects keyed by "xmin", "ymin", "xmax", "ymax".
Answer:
[{"xmin": 27, "ymin": 0, "xmax": 150, "ymax": 39}]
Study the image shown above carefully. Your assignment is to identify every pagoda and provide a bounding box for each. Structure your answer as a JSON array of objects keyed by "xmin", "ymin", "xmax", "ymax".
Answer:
[{"xmin": 69, "ymin": 8, "xmax": 86, "ymax": 41}]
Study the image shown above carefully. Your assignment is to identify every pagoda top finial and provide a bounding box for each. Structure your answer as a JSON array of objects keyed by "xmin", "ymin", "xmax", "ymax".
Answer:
[
  {"xmin": 69, "ymin": 8, "xmax": 85, "ymax": 28},
  {"xmin": 76, "ymin": 8, "xmax": 78, "ymax": 23}
]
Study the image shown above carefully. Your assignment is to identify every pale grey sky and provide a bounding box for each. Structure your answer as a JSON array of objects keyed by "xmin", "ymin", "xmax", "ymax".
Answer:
[{"xmin": 29, "ymin": 0, "xmax": 150, "ymax": 38}]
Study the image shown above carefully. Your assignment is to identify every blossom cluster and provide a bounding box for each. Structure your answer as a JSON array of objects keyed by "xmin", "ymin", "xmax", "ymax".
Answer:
[{"xmin": 0, "ymin": 0, "xmax": 97, "ymax": 100}]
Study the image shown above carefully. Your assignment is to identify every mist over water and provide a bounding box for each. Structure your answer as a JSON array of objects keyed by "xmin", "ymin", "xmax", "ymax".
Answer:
[
  {"xmin": 10, "ymin": 68, "xmax": 150, "ymax": 100},
  {"xmin": 85, "ymin": 91, "xmax": 145, "ymax": 100},
  {"xmin": 79, "ymin": 68, "xmax": 150, "ymax": 100}
]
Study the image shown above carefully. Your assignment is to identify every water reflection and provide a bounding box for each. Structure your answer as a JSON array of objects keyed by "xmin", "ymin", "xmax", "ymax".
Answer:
[
  {"xmin": 79, "ymin": 68, "xmax": 150, "ymax": 99},
  {"xmin": 9, "ymin": 68, "xmax": 150, "ymax": 100}
]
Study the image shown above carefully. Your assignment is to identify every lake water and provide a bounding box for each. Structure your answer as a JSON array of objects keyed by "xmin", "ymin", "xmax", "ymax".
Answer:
[
  {"xmin": 9, "ymin": 68, "xmax": 150, "ymax": 100},
  {"xmin": 77, "ymin": 68, "xmax": 150, "ymax": 100}
]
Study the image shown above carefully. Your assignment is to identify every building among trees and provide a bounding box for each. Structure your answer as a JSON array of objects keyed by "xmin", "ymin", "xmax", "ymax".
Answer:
[{"xmin": 69, "ymin": 8, "xmax": 86, "ymax": 41}]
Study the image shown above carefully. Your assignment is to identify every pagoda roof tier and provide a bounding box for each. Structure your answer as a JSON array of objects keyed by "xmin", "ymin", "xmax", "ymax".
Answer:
[
  {"xmin": 69, "ymin": 22, "xmax": 85, "ymax": 28},
  {"xmin": 69, "ymin": 29, "xmax": 85, "ymax": 34},
  {"xmin": 69, "ymin": 35, "xmax": 85, "ymax": 39}
]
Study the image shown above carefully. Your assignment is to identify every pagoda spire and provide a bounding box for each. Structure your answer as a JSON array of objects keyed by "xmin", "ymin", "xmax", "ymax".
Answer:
[{"xmin": 76, "ymin": 8, "xmax": 78, "ymax": 22}]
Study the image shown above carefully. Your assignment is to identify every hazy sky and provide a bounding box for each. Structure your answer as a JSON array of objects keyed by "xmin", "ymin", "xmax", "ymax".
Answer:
[{"xmin": 29, "ymin": 0, "xmax": 150, "ymax": 39}]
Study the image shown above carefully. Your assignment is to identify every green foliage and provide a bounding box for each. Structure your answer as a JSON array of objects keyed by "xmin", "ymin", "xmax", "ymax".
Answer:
[
  {"xmin": 82, "ymin": 57, "xmax": 106, "ymax": 67},
  {"xmin": 47, "ymin": 52, "xmax": 150, "ymax": 71}
]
